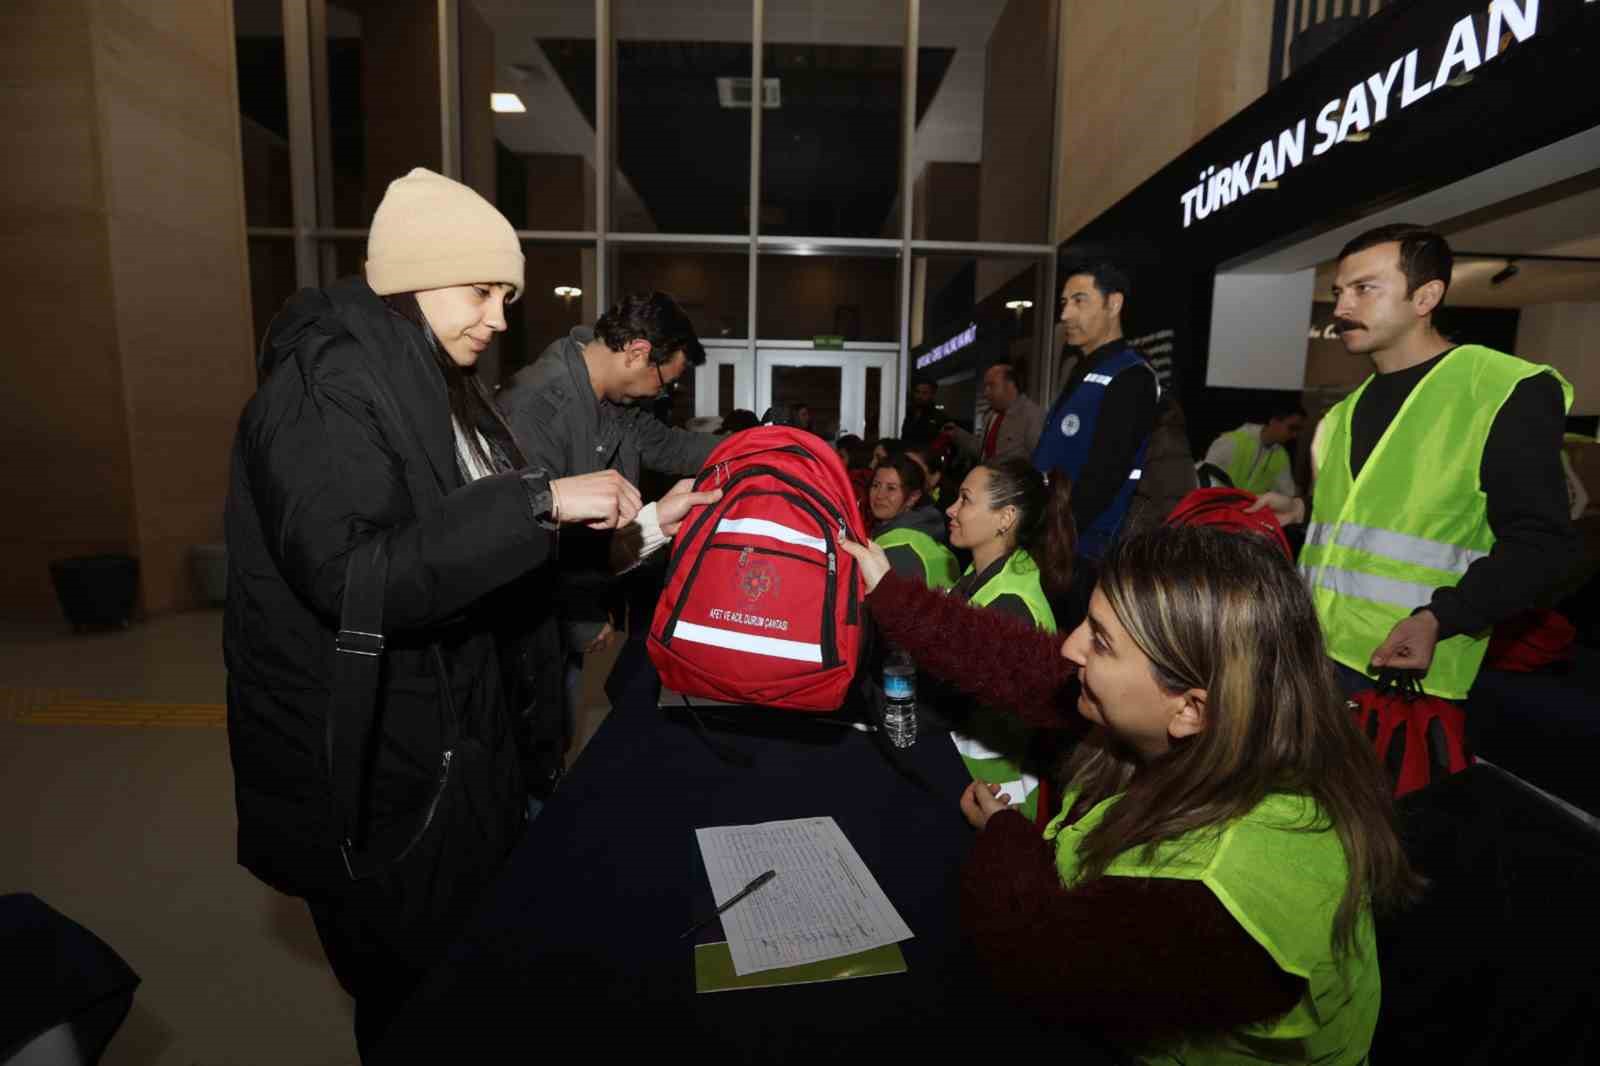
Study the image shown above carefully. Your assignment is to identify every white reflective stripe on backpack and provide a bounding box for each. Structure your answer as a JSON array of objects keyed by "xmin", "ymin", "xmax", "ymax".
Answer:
[
  {"xmin": 714, "ymin": 517, "xmax": 827, "ymax": 553},
  {"xmin": 673, "ymin": 621, "xmax": 823, "ymax": 663}
]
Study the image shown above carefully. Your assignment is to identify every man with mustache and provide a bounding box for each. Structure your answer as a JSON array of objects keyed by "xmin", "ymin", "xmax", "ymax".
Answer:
[{"xmin": 1252, "ymin": 224, "xmax": 1576, "ymax": 701}]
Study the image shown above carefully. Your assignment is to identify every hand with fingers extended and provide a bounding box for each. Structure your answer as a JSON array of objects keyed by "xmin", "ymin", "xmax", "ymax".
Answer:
[
  {"xmin": 959, "ymin": 780, "xmax": 1013, "ymax": 830},
  {"xmin": 655, "ymin": 478, "xmax": 724, "ymax": 537},
  {"xmin": 839, "ymin": 536, "xmax": 892, "ymax": 595},
  {"xmin": 1244, "ymin": 491, "xmax": 1305, "ymax": 527},
  {"xmin": 549, "ymin": 470, "xmax": 643, "ymax": 529}
]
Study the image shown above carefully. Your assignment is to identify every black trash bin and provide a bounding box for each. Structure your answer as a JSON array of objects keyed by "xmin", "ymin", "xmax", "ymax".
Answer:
[{"xmin": 48, "ymin": 554, "xmax": 139, "ymax": 630}]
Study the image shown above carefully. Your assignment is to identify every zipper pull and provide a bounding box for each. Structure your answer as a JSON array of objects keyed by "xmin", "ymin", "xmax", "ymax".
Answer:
[{"xmin": 738, "ymin": 545, "xmax": 751, "ymax": 568}]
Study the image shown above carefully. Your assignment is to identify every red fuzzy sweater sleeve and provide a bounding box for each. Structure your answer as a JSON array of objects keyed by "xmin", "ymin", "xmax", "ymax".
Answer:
[
  {"xmin": 961, "ymin": 811, "xmax": 1305, "ymax": 1042},
  {"xmin": 864, "ymin": 571, "xmax": 1081, "ymax": 730}
]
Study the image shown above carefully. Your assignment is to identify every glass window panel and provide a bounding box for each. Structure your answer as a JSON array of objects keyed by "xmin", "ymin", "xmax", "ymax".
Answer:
[
  {"xmin": 503, "ymin": 244, "xmax": 598, "ymax": 382},
  {"xmin": 864, "ymin": 365, "xmax": 882, "ymax": 442},
  {"xmin": 613, "ymin": 248, "xmax": 750, "ymax": 341},
  {"xmin": 757, "ymin": 253, "xmax": 898, "ymax": 341},
  {"xmin": 465, "ymin": 1, "xmax": 598, "ymax": 232},
  {"xmin": 246, "ymin": 238, "xmax": 298, "ymax": 353},
  {"xmin": 760, "ymin": 2, "xmax": 910, "ymax": 238},
  {"xmin": 234, "ymin": 0, "xmax": 292, "ymax": 227},
  {"xmin": 323, "ymin": 3, "xmax": 446, "ymax": 227},
  {"xmin": 319, "ymin": 238, "xmax": 366, "ymax": 288},
  {"xmin": 771, "ymin": 365, "xmax": 843, "ymax": 440},
  {"xmin": 613, "ymin": 2, "xmax": 752, "ymax": 234},
  {"xmin": 909, "ymin": 254, "xmax": 1043, "ymax": 430},
  {"xmin": 912, "ymin": 2, "xmax": 1056, "ymax": 245}
]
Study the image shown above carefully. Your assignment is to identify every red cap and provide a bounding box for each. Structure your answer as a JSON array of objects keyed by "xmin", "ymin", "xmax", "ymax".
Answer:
[{"xmin": 1164, "ymin": 488, "xmax": 1292, "ymax": 560}]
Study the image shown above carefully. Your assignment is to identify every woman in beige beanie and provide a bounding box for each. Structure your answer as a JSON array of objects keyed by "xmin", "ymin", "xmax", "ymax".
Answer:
[{"xmin": 223, "ymin": 167, "xmax": 716, "ymax": 1055}]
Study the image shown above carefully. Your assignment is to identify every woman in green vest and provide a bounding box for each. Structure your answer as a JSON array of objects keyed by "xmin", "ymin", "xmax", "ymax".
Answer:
[
  {"xmin": 842, "ymin": 524, "xmax": 1419, "ymax": 1064},
  {"xmin": 869, "ymin": 453, "xmax": 959, "ymax": 589},
  {"xmin": 936, "ymin": 457, "xmax": 1077, "ymax": 820}
]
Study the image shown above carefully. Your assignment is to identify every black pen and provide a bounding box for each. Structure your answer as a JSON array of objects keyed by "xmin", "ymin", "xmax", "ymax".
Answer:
[{"xmin": 679, "ymin": 869, "xmax": 778, "ymax": 940}]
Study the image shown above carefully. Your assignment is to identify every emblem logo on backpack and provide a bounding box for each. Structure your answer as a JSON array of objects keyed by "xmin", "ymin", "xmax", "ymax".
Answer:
[{"xmin": 737, "ymin": 552, "xmax": 778, "ymax": 603}]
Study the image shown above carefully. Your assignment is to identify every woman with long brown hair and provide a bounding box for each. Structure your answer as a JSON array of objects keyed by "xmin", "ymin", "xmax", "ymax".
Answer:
[{"xmin": 842, "ymin": 522, "xmax": 1419, "ymax": 1064}]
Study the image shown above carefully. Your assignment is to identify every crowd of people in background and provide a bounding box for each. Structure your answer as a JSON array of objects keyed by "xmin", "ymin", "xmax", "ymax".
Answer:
[{"xmin": 223, "ymin": 165, "xmax": 1590, "ymax": 1064}]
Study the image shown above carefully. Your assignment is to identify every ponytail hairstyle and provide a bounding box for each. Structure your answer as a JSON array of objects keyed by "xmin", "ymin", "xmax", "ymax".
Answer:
[
  {"xmin": 383, "ymin": 292, "xmax": 526, "ymax": 474},
  {"xmin": 980, "ymin": 457, "xmax": 1076, "ymax": 601}
]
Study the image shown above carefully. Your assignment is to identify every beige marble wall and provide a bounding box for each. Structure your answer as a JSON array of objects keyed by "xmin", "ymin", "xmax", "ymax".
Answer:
[
  {"xmin": 1055, "ymin": 0, "xmax": 1275, "ymax": 243},
  {"xmin": 0, "ymin": 0, "xmax": 254, "ymax": 621}
]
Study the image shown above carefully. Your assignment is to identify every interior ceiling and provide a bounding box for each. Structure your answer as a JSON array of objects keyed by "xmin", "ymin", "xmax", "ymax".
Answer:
[
  {"xmin": 475, "ymin": 0, "xmax": 1006, "ymax": 233},
  {"xmin": 534, "ymin": 39, "xmax": 953, "ymax": 234},
  {"xmin": 234, "ymin": 1, "xmax": 1008, "ymax": 234},
  {"xmin": 1313, "ymin": 175, "xmax": 1600, "ymax": 309}
]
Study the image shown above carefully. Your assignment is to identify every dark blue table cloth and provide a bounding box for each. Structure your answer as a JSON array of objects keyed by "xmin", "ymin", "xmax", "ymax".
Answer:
[{"xmin": 377, "ymin": 638, "xmax": 1119, "ymax": 1061}]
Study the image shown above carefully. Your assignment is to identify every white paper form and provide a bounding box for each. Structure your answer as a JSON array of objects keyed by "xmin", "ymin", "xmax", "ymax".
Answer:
[{"xmin": 694, "ymin": 817, "xmax": 914, "ymax": 976}]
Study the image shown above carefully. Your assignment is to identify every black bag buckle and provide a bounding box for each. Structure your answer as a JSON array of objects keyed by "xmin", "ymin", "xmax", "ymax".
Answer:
[{"xmin": 335, "ymin": 628, "xmax": 385, "ymax": 657}]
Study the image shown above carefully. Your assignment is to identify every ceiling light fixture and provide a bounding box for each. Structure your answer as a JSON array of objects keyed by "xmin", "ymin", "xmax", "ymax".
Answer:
[
  {"xmin": 491, "ymin": 92, "xmax": 526, "ymax": 113},
  {"xmin": 1490, "ymin": 260, "xmax": 1520, "ymax": 286},
  {"xmin": 554, "ymin": 285, "xmax": 582, "ymax": 298},
  {"xmin": 1004, "ymin": 300, "xmax": 1033, "ymax": 311}
]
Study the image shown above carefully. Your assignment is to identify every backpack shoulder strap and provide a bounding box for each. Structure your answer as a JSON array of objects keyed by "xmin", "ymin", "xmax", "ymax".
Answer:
[{"xmin": 328, "ymin": 537, "xmax": 388, "ymax": 879}]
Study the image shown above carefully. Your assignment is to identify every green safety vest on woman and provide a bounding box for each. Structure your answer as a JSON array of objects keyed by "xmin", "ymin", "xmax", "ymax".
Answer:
[
  {"xmin": 1043, "ymin": 789, "xmax": 1380, "ymax": 1065},
  {"xmin": 874, "ymin": 525, "xmax": 960, "ymax": 589},
  {"xmin": 1301, "ymin": 345, "xmax": 1573, "ymax": 699},
  {"xmin": 1224, "ymin": 427, "xmax": 1290, "ymax": 495},
  {"xmin": 955, "ymin": 549, "xmax": 1056, "ymax": 820}
]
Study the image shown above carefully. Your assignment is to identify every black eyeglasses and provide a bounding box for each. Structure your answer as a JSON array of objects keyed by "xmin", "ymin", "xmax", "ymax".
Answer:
[{"xmin": 653, "ymin": 362, "xmax": 679, "ymax": 395}]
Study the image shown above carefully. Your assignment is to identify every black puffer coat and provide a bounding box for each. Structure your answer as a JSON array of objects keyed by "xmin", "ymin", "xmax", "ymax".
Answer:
[{"xmin": 224, "ymin": 277, "xmax": 549, "ymax": 911}]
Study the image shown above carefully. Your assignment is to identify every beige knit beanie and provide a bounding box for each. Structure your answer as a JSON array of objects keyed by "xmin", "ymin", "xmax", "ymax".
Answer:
[{"xmin": 365, "ymin": 167, "xmax": 524, "ymax": 299}]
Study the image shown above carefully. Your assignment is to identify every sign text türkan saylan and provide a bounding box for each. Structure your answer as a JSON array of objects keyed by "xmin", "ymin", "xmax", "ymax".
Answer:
[{"xmin": 1180, "ymin": 0, "xmax": 1540, "ymax": 228}]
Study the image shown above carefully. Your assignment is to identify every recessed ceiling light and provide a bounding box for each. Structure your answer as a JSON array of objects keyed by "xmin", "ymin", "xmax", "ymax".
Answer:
[
  {"xmin": 491, "ymin": 92, "xmax": 526, "ymax": 114},
  {"xmin": 554, "ymin": 285, "xmax": 582, "ymax": 298}
]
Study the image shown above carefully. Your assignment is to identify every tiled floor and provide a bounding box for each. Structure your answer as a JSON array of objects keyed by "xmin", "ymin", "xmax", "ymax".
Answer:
[{"xmin": 1, "ymin": 610, "xmax": 619, "ymax": 1065}]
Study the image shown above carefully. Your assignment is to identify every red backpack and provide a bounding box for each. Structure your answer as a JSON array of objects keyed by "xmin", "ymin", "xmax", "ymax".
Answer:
[{"xmin": 648, "ymin": 426, "xmax": 868, "ymax": 711}]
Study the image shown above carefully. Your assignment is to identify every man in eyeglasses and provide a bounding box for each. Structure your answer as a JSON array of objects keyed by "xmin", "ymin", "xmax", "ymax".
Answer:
[{"xmin": 497, "ymin": 292, "xmax": 719, "ymax": 803}]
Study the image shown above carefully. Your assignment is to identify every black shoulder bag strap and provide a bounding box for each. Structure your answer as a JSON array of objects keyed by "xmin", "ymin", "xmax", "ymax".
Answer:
[{"xmin": 329, "ymin": 536, "xmax": 389, "ymax": 881}]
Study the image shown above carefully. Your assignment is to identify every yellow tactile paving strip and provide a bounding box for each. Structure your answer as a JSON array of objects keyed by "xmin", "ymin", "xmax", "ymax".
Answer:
[{"xmin": 0, "ymin": 688, "xmax": 225, "ymax": 728}]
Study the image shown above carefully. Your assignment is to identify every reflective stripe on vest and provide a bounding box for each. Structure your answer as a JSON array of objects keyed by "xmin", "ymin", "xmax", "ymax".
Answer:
[
  {"xmin": 1303, "ymin": 346, "xmax": 1573, "ymax": 698},
  {"xmin": 1032, "ymin": 344, "xmax": 1156, "ymax": 555},
  {"xmin": 956, "ymin": 549, "xmax": 1056, "ymax": 822},
  {"xmin": 1303, "ymin": 521, "xmax": 1489, "ymax": 576},
  {"xmin": 874, "ymin": 525, "xmax": 960, "ymax": 590}
]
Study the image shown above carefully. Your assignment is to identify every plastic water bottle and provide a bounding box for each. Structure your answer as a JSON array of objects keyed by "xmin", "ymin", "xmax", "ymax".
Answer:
[{"xmin": 881, "ymin": 645, "xmax": 918, "ymax": 748}]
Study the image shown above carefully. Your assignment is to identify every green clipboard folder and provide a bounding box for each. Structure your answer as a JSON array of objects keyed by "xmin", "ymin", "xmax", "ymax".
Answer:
[{"xmin": 693, "ymin": 941, "xmax": 908, "ymax": 993}]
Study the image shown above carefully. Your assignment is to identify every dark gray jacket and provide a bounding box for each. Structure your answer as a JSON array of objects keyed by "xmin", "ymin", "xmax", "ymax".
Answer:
[
  {"xmin": 497, "ymin": 327, "xmax": 717, "ymax": 631},
  {"xmin": 497, "ymin": 327, "xmax": 716, "ymax": 485}
]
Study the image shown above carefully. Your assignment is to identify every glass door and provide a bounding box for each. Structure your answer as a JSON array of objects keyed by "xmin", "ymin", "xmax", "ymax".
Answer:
[
  {"xmin": 694, "ymin": 341, "xmax": 757, "ymax": 423},
  {"xmin": 755, "ymin": 344, "xmax": 898, "ymax": 442}
]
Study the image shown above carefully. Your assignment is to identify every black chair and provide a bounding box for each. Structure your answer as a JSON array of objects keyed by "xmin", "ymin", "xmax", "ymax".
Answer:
[
  {"xmin": 1, "ymin": 894, "xmax": 139, "ymax": 1065},
  {"xmin": 1195, "ymin": 462, "xmax": 1234, "ymax": 489}
]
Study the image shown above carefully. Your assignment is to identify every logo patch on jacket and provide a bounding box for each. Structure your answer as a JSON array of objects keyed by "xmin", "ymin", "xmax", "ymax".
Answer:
[{"xmin": 1060, "ymin": 413, "xmax": 1081, "ymax": 437}]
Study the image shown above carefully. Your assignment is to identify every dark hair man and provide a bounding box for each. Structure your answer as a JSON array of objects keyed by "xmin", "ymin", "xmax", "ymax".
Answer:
[
  {"xmin": 901, "ymin": 379, "xmax": 946, "ymax": 447},
  {"xmin": 1203, "ymin": 398, "xmax": 1306, "ymax": 496},
  {"xmin": 1251, "ymin": 223, "xmax": 1576, "ymax": 700},
  {"xmin": 1031, "ymin": 260, "xmax": 1159, "ymax": 559},
  {"xmin": 946, "ymin": 361, "xmax": 1046, "ymax": 463},
  {"xmin": 497, "ymin": 291, "xmax": 720, "ymax": 793}
]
